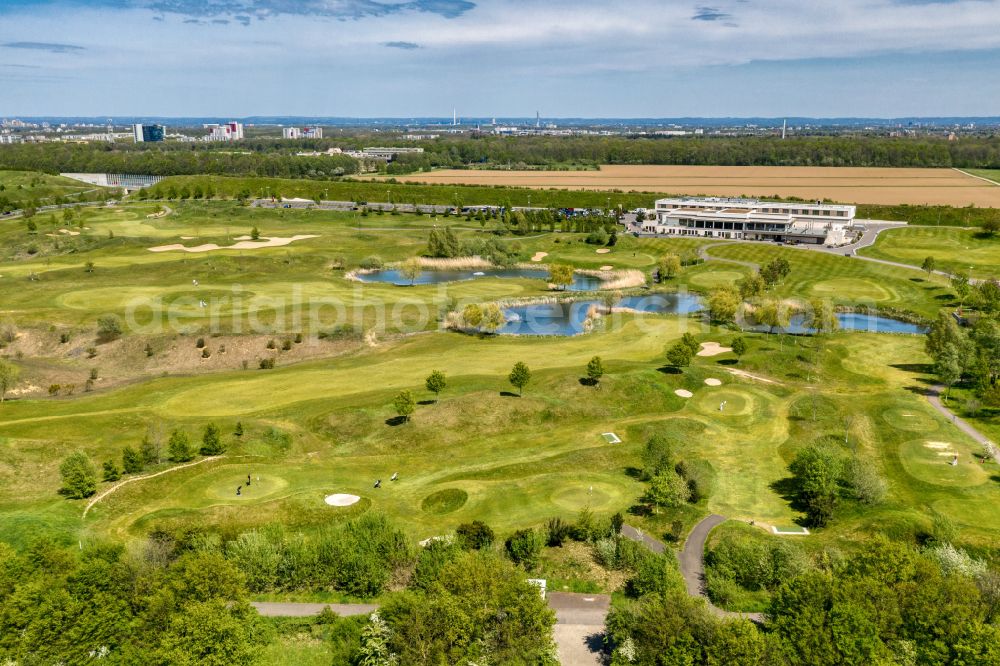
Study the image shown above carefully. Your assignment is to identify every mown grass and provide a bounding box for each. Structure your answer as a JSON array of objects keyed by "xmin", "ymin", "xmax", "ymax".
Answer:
[
  {"xmin": 1, "ymin": 195, "xmax": 997, "ymax": 570},
  {"xmin": 859, "ymin": 225, "xmax": 1000, "ymax": 280},
  {"xmin": 0, "ymin": 170, "xmax": 106, "ymax": 208}
]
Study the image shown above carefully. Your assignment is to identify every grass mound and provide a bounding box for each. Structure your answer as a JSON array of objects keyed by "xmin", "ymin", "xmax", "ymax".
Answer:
[{"xmin": 421, "ymin": 489, "xmax": 468, "ymax": 515}]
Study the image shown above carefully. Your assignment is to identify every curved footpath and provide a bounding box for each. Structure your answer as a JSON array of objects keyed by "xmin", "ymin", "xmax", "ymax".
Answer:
[
  {"xmin": 927, "ymin": 384, "xmax": 995, "ymax": 458},
  {"xmin": 622, "ymin": 518, "xmax": 765, "ymax": 623}
]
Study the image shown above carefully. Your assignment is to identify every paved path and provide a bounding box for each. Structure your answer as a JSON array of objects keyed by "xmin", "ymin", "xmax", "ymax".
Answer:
[
  {"xmin": 926, "ymin": 384, "xmax": 995, "ymax": 457},
  {"xmin": 621, "ymin": 518, "xmax": 764, "ymax": 623},
  {"xmin": 548, "ymin": 592, "xmax": 611, "ymax": 666},
  {"xmin": 252, "ymin": 602, "xmax": 378, "ymax": 617},
  {"xmin": 252, "ymin": 591, "xmax": 611, "ymax": 665}
]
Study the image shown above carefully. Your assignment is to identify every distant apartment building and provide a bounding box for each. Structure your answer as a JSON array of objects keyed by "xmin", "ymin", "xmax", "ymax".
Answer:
[
  {"xmin": 646, "ymin": 197, "xmax": 856, "ymax": 246},
  {"xmin": 0, "ymin": 133, "xmax": 22, "ymax": 144},
  {"xmin": 133, "ymin": 123, "xmax": 165, "ymax": 143},
  {"xmin": 282, "ymin": 126, "xmax": 323, "ymax": 139},
  {"xmin": 205, "ymin": 122, "xmax": 244, "ymax": 142}
]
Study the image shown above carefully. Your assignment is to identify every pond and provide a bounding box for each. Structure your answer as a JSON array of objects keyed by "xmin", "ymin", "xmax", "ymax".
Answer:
[
  {"xmin": 755, "ymin": 313, "xmax": 927, "ymax": 335},
  {"xmin": 617, "ymin": 293, "xmax": 704, "ymax": 314},
  {"xmin": 500, "ymin": 294, "xmax": 705, "ymax": 336},
  {"xmin": 355, "ymin": 268, "xmax": 606, "ymax": 291}
]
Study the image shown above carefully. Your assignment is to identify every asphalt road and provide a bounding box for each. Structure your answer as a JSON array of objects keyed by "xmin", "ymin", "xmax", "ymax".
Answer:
[
  {"xmin": 252, "ymin": 592, "xmax": 612, "ymax": 665},
  {"xmin": 926, "ymin": 384, "xmax": 995, "ymax": 456}
]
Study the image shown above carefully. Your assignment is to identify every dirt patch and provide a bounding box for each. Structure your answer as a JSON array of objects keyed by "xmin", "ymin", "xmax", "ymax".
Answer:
[
  {"xmin": 380, "ymin": 165, "xmax": 1000, "ymax": 207},
  {"xmin": 531, "ymin": 252, "xmax": 548, "ymax": 262},
  {"xmin": 149, "ymin": 235, "xmax": 319, "ymax": 253},
  {"xmin": 697, "ymin": 342, "xmax": 732, "ymax": 357},
  {"xmin": 726, "ymin": 368, "xmax": 783, "ymax": 385}
]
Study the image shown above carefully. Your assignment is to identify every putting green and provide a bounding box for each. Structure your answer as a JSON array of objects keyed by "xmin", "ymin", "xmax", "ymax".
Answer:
[
  {"xmin": 692, "ymin": 388, "xmax": 757, "ymax": 422},
  {"xmin": 203, "ymin": 472, "xmax": 288, "ymax": 501},
  {"xmin": 810, "ymin": 278, "xmax": 894, "ymax": 302},
  {"xmin": 689, "ymin": 270, "xmax": 743, "ymax": 289},
  {"xmin": 551, "ymin": 482, "xmax": 620, "ymax": 512},
  {"xmin": 898, "ymin": 439, "xmax": 988, "ymax": 487},
  {"xmin": 883, "ymin": 407, "xmax": 938, "ymax": 433}
]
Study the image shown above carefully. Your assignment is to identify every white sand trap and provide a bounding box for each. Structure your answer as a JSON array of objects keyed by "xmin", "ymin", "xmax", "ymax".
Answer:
[
  {"xmin": 531, "ymin": 252, "xmax": 548, "ymax": 262},
  {"xmin": 600, "ymin": 265, "xmax": 614, "ymax": 271},
  {"xmin": 596, "ymin": 248, "xmax": 611, "ymax": 254},
  {"xmin": 675, "ymin": 389, "xmax": 694, "ymax": 398},
  {"xmin": 149, "ymin": 235, "xmax": 320, "ymax": 253},
  {"xmin": 697, "ymin": 342, "xmax": 732, "ymax": 357},
  {"xmin": 47, "ymin": 228, "xmax": 81, "ymax": 237},
  {"xmin": 325, "ymin": 493, "xmax": 361, "ymax": 507},
  {"xmin": 704, "ymin": 378, "xmax": 722, "ymax": 386},
  {"xmin": 180, "ymin": 236, "xmax": 196, "ymax": 240}
]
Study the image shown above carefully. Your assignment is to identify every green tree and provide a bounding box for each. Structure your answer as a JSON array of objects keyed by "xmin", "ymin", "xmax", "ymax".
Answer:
[
  {"xmin": 462, "ymin": 303, "xmax": 483, "ymax": 330},
  {"xmin": 731, "ymin": 336, "xmax": 748, "ymax": 363},
  {"xmin": 393, "ymin": 390, "xmax": 415, "ymax": 422},
  {"xmin": 59, "ymin": 451, "xmax": 97, "ymax": 498},
  {"xmin": 983, "ymin": 217, "xmax": 1000, "ymax": 236},
  {"xmin": 425, "ymin": 370, "xmax": 446, "ymax": 397},
  {"xmin": 442, "ymin": 226, "xmax": 460, "ymax": 257},
  {"xmin": 708, "ymin": 287, "xmax": 741, "ymax": 325},
  {"xmin": 400, "ymin": 256, "xmax": 422, "ymax": 286},
  {"xmin": 586, "ymin": 355, "xmax": 605, "ymax": 385},
  {"xmin": 250, "ymin": 226, "xmax": 260, "ymax": 240},
  {"xmin": 760, "ymin": 258, "xmax": 791, "ymax": 287},
  {"xmin": 168, "ymin": 430, "xmax": 194, "ymax": 463},
  {"xmin": 738, "ymin": 272, "xmax": 767, "ymax": 298},
  {"xmin": 680, "ymin": 332, "xmax": 700, "ymax": 355},
  {"xmin": 122, "ymin": 446, "xmax": 143, "ymax": 474},
  {"xmin": 455, "ymin": 521, "xmax": 495, "ymax": 550},
  {"xmin": 666, "ymin": 341, "xmax": 693, "ymax": 368},
  {"xmin": 102, "ymin": 460, "xmax": 121, "ymax": 482},
  {"xmin": 643, "ymin": 471, "xmax": 690, "ymax": 513},
  {"xmin": 808, "ymin": 298, "xmax": 840, "ymax": 335},
  {"xmin": 657, "ymin": 254, "xmax": 682, "ymax": 282},
  {"xmin": 481, "ymin": 303, "xmax": 505, "ymax": 334},
  {"xmin": 141, "ymin": 434, "xmax": 160, "ymax": 465},
  {"xmin": 96, "ymin": 314, "xmax": 123, "ymax": 342},
  {"xmin": 952, "ymin": 272, "xmax": 972, "ymax": 305},
  {"xmin": 508, "ymin": 361, "xmax": 531, "ymax": 395},
  {"xmin": 642, "ymin": 433, "xmax": 677, "ymax": 478},
  {"xmin": 200, "ymin": 422, "xmax": 225, "ymax": 456},
  {"xmin": 756, "ymin": 299, "xmax": 790, "ymax": 334},
  {"xmin": 790, "ymin": 444, "xmax": 845, "ymax": 527},
  {"xmin": 504, "ymin": 528, "xmax": 542, "ymax": 569},
  {"xmin": 921, "ymin": 255, "xmax": 937, "ymax": 275},
  {"xmin": 0, "ymin": 359, "xmax": 20, "ymax": 403},
  {"xmin": 548, "ymin": 263, "xmax": 574, "ymax": 290}
]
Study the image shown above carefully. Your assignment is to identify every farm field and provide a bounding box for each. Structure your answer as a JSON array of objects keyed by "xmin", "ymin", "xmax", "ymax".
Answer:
[
  {"xmin": 379, "ymin": 165, "xmax": 1000, "ymax": 207},
  {"xmin": 859, "ymin": 225, "xmax": 1000, "ymax": 280}
]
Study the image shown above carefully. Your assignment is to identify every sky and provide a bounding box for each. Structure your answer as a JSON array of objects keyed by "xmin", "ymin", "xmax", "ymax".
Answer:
[{"xmin": 2, "ymin": 0, "xmax": 1000, "ymax": 118}]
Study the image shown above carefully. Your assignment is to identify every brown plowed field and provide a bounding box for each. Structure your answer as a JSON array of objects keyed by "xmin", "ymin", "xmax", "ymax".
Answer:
[{"xmin": 381, "ymin": 166, "xmax": 1000, "ymax": 207}]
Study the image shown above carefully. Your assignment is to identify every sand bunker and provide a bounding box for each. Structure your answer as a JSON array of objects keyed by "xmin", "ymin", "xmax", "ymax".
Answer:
[
  {"xmin": 180, "ymin": 235, "xmax": 196, "ymax": 240},
  {"xmin": 697, "ymin": 342, "xmax": 732, "ymax": 357},
  {"xmin": 600, "ymin": 265, "xmax": 614, "ymax": 271},
  {"xmin": 325, "ymin": 493, "xmax": 361, "ymax": 507},
  {"xmin": 705, "ymin": 378, "xmax": 722, "ymax": 386},
  {"xmin": 149, "ymin": 235, "xmax": 319, "ymax": 253},
  {"xmin": 675, "ymin": 389, "xmax": 694, "ymax": 398},
  {"xmin": 596, "ymin": 248, "xmax": 611, "ymax": 254},
  {"xmin": 46, "ymin": 228, "xmax": 80, "ymax": 237},
  {"xmin": 531, "ymin": 252, "xmax": 548, "ymax": 262}
]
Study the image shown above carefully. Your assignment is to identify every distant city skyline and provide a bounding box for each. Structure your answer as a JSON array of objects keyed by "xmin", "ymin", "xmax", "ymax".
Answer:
[{"xmin": 2, "ymin": 0, "xmax": 1000, "ymax": 118}]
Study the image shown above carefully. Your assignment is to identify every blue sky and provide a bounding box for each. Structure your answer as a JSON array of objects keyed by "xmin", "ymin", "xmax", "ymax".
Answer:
[{"xmin": 2, "ymin": 0, "xmax": 1000, "ymax": 117}]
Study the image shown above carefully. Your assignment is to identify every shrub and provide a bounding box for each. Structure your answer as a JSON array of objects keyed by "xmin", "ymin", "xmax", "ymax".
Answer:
[
  {"xmin": 504, "ymin": 529, "xmax": 542, "ymax": 570},
  {"xmin": 201, "ymin": 348, "xmax": 211, "ymax": 358},
  {"xmin": 547, "ymin": 517, "xmax": 572, "ymax": 547},
  {"xmin": 266, "ymin": 339, "xmax": 276, "ymax": 350},
  {"xmin": 259, "ymin": 358, "xmax": 275, "ymax": 370},
  {"xmin": 359, "ymin": 255, "xmax": 384, "ymax": 270},
  {"xmin": 102, "ymin": 460, "xmax": 121, "ymax": 482},
  {"xmin": 456, "ymin": 521, "xmax": 495, "ymax": 550},
  {"xmin": 167, "ymin": 430, "xmax": 193, "ymax": 463},
  {"xmin": 59, "ymin": 451, "xmax": 97, "ymax": 498},
  {"xmin": 281, "ymin": 339, "xmax": 292, "ymax": 351},
  {"xmin": 122, "ymin": 446, "xmax": 143, "ymax": 474},
  {"xmin": 196, "ymin": 337, "xmax": 205, "ymax": 348},
  {"xmin": 86, "ymin": 347, "xmax": 97, "ymax": 359},
  {"xmin": 59, "ymin": 332, "xmax": 71, "ymax": 344},
  {"xmin": 96, "ymin": 315, "xmax": 123, "ymax": 342},
  {"xmin": 200, "ymin": 423, "xmax": 225, "ymax": 456}
]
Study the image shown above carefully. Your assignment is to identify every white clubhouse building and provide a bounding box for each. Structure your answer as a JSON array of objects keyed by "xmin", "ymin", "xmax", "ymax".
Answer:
[{"xmin": 645, "ymin": 197, "xmax": 857, "ymax": 245}]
